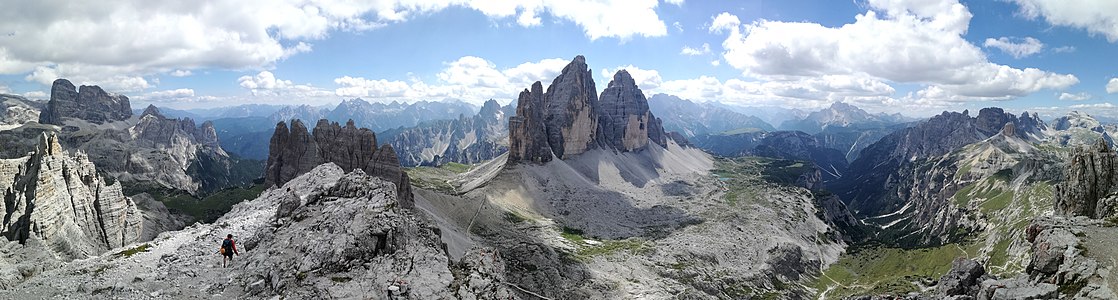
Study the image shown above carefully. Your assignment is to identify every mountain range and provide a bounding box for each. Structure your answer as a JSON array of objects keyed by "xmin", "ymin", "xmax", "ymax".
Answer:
[{"xmin": 0, "ymin": 56, "xmax": 1116, "ymax": 299}]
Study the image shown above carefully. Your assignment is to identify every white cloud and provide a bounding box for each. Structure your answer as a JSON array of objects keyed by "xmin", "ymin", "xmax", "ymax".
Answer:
[
  {"xmin": 133, "ymin": 89, "xmax": 196, "ymax": 103},
  {"xmin": 1059, "ymin": 92, "xmax": 1091, "ymax": 101},
  {"xmin": 1, "ymin": 0, "xmax": 670, "ymax": 90},
  {"xmin": 709, "ymin": 12, "xmax": 741, "ymax": 33},
  {"xmin": 1009, "ymin": 0, "xmax": 1118, "ymax": 42},
  {"xmin": 984, "ymin": 37, "xmax": 1044, "ymax": 58},
  {"xmin": 711, "ymin": 60, "xmax": 721, "ymax": 67},
  {"xmin": 712, "ymin": 0, "xmax": 1077, "ymax": 103},
  {"xmin": 601, "ymin": 65, "xmax": 663, "ymax": 89},
  {"xmin": 1070, "ymin": 103, "xmax": 1115, "ymax": 109},
  {"xmin": 680, "ymin": 43, "xmax": 711, "ymax": 56},
  {"xmin": 665, "ymin": 0, "xmax": 685, "ymax": 6},
  {"xmin": 1053, "ymin": 46, "xmax": 1076, "ymax": 53},
  {"xmin": 673, "ymin": 21, "xmax": 683, "ymax": 32},
  {"xmin": 22, "ymin": 91, "xmax": 47, "ymax": 99},
  {"xmin": 169, "ymin": 70, "xmax": 193, "ymax": 77},
  {"xmin": 334, "ymin": 56, "xmax": 570, "ymax": 104},
  {"xmin": 238, "ymin": 71, "xmax": 332, "ymax": 98},
  {"xmin": 1109, "ymin": 78, "xmax": 1118, "ymax": 94}
]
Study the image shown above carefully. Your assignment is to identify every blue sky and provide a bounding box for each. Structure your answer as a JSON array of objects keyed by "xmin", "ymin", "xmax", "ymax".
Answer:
[{"xmin": 2, "ymin": 0, "xmax": 1118, "ymax": 117}]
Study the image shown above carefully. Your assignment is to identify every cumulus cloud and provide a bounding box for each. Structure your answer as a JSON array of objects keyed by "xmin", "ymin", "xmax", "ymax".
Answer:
[
  {"xmin": 601, "ymin": 65, "xmax": 663, "ymax": 89},
  {"xmin": 1, "ymin": 0, "xmax": 670, "ymax": 90},
  {"xmin": 1109, "ymin": 78, "xmax": 1118, "ymax": 94},
  {"xmin": 709, "ymin": 12, "xmax": 741, "ymax": 33},
  {"xmin": 1009, "ymin": 0, "xmax": 1118, "ymax": 42},
  {"xmin": 712, "ymin": 0, "xmax": 1077, "ymax": 103},
  {"xmin": 1058, "ymin": 92, "xmax": 1091, "ymax": 101},
  {"xmin": 238, "ymin": 71, "xmax": 332, "ymax": 98},
  {"xmin": 984, "ymin": 37, "xmax": 1045, "ymax": 58},
  {"xmin": 680, "ymin": 43, "xmax": 711, "ymax": 56},
  {"xmin": 334, "ymin": 56, "xmax": 570, "ymax": 104}
]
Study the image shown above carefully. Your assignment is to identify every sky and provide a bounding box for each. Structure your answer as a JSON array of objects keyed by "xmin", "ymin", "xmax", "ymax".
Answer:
[{"xmin": 2, "ymin": 0, "xmax": 1118, "ymax": 118}]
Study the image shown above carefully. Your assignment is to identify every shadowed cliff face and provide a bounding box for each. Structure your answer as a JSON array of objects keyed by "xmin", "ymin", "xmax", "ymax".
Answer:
[
  {"xmin": 265, "ymin": 119, "xmax": 413, "ymax": 207},
  {"xmin": 507, "ymin": 56, "xmax": 673, "ymax": 165},
  {"xmin": 39, "ymin": 79, "xmax": 132, "ymax": 125}
]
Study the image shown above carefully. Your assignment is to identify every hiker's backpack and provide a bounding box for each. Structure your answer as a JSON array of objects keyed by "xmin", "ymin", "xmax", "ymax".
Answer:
[{"xmin": 221, "ymin": 239, "xmax": 233, "ymax": 254}]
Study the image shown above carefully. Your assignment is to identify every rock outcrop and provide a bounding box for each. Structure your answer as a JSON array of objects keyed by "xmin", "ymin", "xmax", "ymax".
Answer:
[
  {"xmin": 265, "ymin": 119, "xmax": 413, "ymax": 207},
  {"xmin": 0, "ymin": 94, "xmax": 42, "ymax": 131},
  {"xmin": 507, "ymin": 55, "xmax": 678, "ymax": 164},
  {"xmin": 0, "ymin": 133, "xmax": 144, "ymax": 260},
  {"xmin": 1055, "ymin": 138, "xmax": 1118, "ymax": 219},
  {"xmin": 38, "ymin": 79, "xmax": 132, "ymax": 125}
]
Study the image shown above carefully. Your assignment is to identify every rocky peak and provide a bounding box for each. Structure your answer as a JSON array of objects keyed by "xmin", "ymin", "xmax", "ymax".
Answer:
[
  {"xmin": 598, "ymin": 69, "xmax": 663, "ymax": 151},
  {"xmin": 1052, "ymin": 111, "xmax": 1102, "ymax": 131},
  {"xmin": 508, "ymin": 56, "xmax": 674, "ymax": 164},
  {"xmin": 265, "ymin": 119, "xmax": 413, "ymax": 207},
  {"xmin": 130, "ymin": 105, "xmax": 223, "ymax": 151},
  {"xmin": 0, "ymin": 133, "xmax": 144, "ymax": 260},
  {"xmin": 38, "ymin": 79, "xmax": 132, "ymax": 125},
  {"xmin": 141, "ymin": 104, "xmax": 163, "ymax": 118},
  {"xmin": 1055, "ymin": 137, "xmax": 1118, "ymax": 219},
  {"xmin": 543, "ymin": 55, "xmax": 599, "ymax": 159}
]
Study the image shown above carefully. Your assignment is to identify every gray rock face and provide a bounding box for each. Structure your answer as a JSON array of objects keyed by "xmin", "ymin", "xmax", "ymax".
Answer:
[
  {"xmin": 598, "ymin": 70, "xmax": 657, "ymax": 151},
  {"xmin": 543, "ymin": 55, "xmax": 599, "ymax": 159},
  {"xmin": 508, "ymin": 82, "xmax": 553, "ymax": 163},
  {"xmin": 0, "ymin": 133, "xmax": 144, "ymax": 260},
  {"xmin": 132, "ymin": 105, "xmax": 224, "ymax": 151},
  {"xmin": 936, "ymin": 257, "xmax": 986, "ymax": 297},
  {"xmin": 507, "ymin": 56, "xmax": 678, "ymax": 164},
  {"xmin": 0, "ymin": 94, "xmax": 42, "ymax": 131},
  {"xmin": 385, "ymin": 99, "xmax": 511, "ymax": 167},
  {"xmin": 264, "ymin": 119, "xmax": 413, "ymax": 207},
  {"xmin": 1055, "ymin": 138, "xmax": 1118, "ymax": 219},
  {"xmin": 38, "ymin": 79, "xmax": 132, "ymax": 125}
]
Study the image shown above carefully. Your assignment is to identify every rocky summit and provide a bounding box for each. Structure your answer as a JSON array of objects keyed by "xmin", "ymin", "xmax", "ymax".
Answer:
[
  {"xmin": 0, "ymin": 133, "xmax": 143, "ymax": 260},
  {"xmin": 265, "ymin": 119, "xmax": 413, "ymax": 207},
  {"xmin": 507, "ymin": 56, "xmax": 673, "ymax": 164},
  {"xmin": 38, "ymin": 79, "xmax": 132, "ymax": 125}
]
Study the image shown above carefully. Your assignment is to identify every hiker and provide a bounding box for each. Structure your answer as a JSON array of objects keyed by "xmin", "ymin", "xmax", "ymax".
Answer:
[{"xmin": 220, "ymin": 234, "xmax": 239, "ymax": 267}]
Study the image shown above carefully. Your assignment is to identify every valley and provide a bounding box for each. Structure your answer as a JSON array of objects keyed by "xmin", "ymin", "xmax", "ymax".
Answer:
[{"xmin": 0, "ymin": 55, "xmax": 1117, "ymax": 299}]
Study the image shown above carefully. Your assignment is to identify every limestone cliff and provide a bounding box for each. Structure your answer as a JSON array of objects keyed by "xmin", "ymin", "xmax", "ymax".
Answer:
[
  {"xmin": 0, "ymin": 133, "xmax": 143, "ymax": 260},
  {"xmin": 38, "ymin": 79, "xmax": 132, "ymax": 125},
  {"xmin": 507, "ymin": 55, "xmax": 677, "ymax": 164},
  {"xmin": 264, "ymin": 119, "xmax": 413, "ymax": 207},
  {"xmin": 1055, "ymin": 138, "xmax": 1118, "ymax": 219}
]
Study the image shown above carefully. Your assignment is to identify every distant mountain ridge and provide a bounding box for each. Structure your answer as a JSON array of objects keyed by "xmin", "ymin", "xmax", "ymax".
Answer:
[{"xmin": 647, "ymin": 94, "xmax": 775, "ymax": 137}]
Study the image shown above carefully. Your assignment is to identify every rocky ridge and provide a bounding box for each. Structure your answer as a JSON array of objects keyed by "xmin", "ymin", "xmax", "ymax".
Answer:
[
  {"xmin": 0, "ymin": 94, "xmax": 42, "ymax": 131},
  {"xmin": 829, "ymin": 108, "xmax": 1049, "ymax": 246},
  {"xmin": 383, "ymin": 99, "xmax": 513, "ymax": 167},
  {"xmin": 1056, "ymin": 138, "xmax": 1118, "ymax": 219},
  {"xmin": 0, "ymin": 133, "xmax": 144, "ymax": 260},
  {"xmin": 0, "ymin": 163, "xmax": 511, "ymax": 299},
  {"xmin": 265, "ymin": 119, "xmax": 413, "ymax": 207},
  {"xmin": 38, "ymin": 79, "xmax": 132, "ymax": 125},
  {"xmin": 507, "ymin": 56, "xmax": 672, "ymax": 164},
  {"xmin": 646, "ymin": 93, "xmax": 775, "ymax": 137}
]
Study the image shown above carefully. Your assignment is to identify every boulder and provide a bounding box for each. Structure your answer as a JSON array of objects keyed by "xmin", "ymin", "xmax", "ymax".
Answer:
[{"xmin": 936, "ymin": 257, "xmax": 985, "ymax": 297}]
